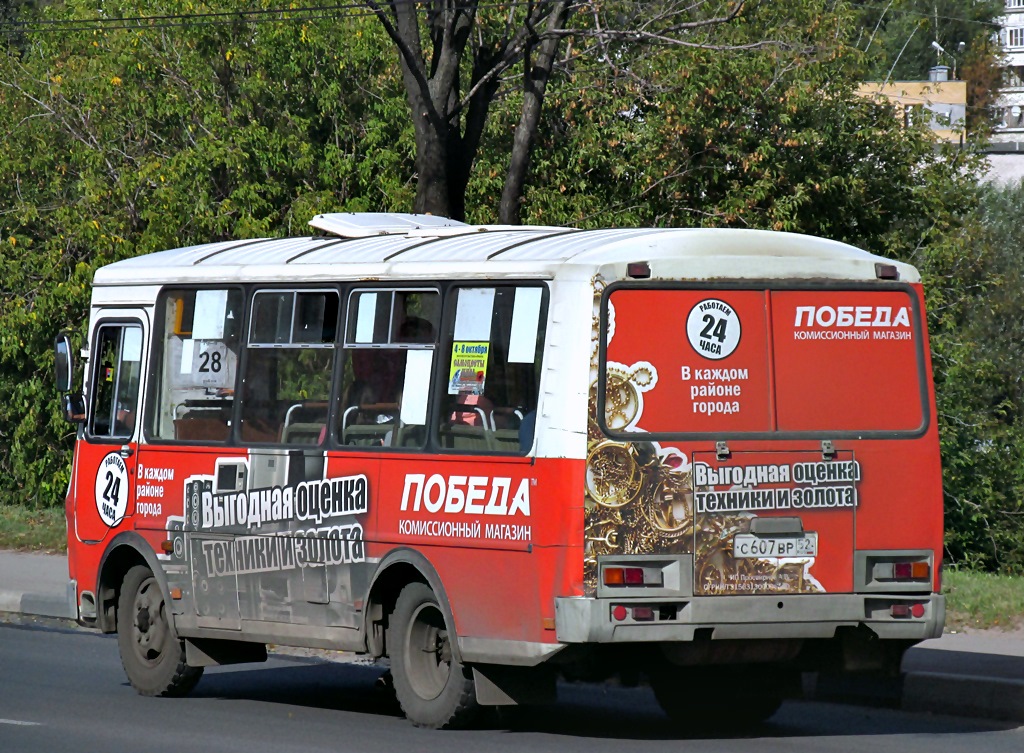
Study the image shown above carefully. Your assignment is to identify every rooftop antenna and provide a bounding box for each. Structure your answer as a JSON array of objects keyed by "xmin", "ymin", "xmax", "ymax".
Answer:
[{"xmin": 931, "ymin": 40, "xmax": 958, "ymax": 79}]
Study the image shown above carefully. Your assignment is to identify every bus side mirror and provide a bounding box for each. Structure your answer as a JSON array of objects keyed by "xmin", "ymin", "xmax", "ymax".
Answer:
[
  {"xmin": 55, "ymin": 333, "xmax": 74, "ymax": 392},
  {"xmin": 62, "ymin": 393, "xmax": 87, "ymax": 424},
  {"xmin": 55, "ymin": 333, "xmax": 85, "ymax": 423}
]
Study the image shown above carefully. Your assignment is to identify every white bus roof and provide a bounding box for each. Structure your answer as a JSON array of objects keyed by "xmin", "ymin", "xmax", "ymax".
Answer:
[{"xmin": 93, "ymin": 213, "xmax": 920, "ymax": 286}]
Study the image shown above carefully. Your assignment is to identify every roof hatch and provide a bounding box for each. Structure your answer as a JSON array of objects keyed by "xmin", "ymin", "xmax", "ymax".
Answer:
[{"xmin": 308, "ymin": 212, "xmax": 467, "ymax": 238}]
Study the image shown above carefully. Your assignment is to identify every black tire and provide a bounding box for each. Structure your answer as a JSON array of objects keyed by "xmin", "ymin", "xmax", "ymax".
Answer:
[
  {"xmin": 390, "ymin": 581, "xmax": 478, "ymax": 729},
  {"xmin": 649, "ymin": 668, "xmax": 783, "ymax": 730},
  {"xmin": 117, "ymin": 565, "xmax": 203, "ymax": 697}
]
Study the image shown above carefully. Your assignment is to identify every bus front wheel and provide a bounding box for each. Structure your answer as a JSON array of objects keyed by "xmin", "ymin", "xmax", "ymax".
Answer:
[
  {"xmin": 390, "ymin": 581, "xmax": 479, "ymax": 729},
  {"xmin": 116, "ymin": 565, "xmax": 203, "ymax": 697}
]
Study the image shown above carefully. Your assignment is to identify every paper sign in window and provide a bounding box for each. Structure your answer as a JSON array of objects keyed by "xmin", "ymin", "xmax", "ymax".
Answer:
[
  {"xmin": 123, "ymin": 327, "xmax": 143, "ymax": 363},
  {"xmin": 193, "ymin": 290, "xmax": 228, "ymax": 340},
  {"xmin": 448, "ymin": 342, "xmax": 489, "ymax": 395},
  {"xmin": 453, "ymin": 288, "xmax": 495, "ymax": 341},
  {"xmin": 401, "ymin": 350, "xmax": 433, "ymax": 426},
  {"xmin": 355, "ymin": 293, "xmax": 377, "ymax": 343},
  {"xmin": 509, "ymin": 288, "xmax": 542, "ymax": 364},
  {"xmin": 179, "ymin": 338, "xmax": 195, "ymax": 374}
]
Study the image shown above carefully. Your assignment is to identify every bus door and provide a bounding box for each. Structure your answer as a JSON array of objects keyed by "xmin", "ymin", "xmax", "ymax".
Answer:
[
  {"xmin": 597, "ymin": 284, "xmax": 926, "ymax": 598},
  {"xmin": 73, "ymin": 315, "xmax": 147, "ymax": 543}
]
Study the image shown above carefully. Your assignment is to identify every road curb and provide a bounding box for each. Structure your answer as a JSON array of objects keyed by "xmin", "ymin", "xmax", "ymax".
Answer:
[
  {"xmin": 0, "ymin": 588, "xmax": 75, "ymax": 620},
  {"xmin": 809, "ymin": 669, "xmax": 1024, "ymax": 723},
  {"xmin": 902, "ymin": 671, "xmax": 1024, "ymax": 722}
]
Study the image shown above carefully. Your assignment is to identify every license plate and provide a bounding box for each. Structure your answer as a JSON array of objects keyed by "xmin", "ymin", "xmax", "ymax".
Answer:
[{"xmin": 732, "ymin": 532, "xmax": 818, "ymax": 558}]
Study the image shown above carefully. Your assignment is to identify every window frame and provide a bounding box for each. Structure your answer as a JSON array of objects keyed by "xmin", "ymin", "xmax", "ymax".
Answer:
[
  {"xmin": 143, "ymin": 285, "xmax": 246, "ymax": 445},
  {"xmin": 86, "ymin": 319, "xmax": 145, "ymax": 444},
  {"xmin": 597, "ymin": 280, "xmax": 930, "ymax": 443},
  {"xmin": 248, "ymin": 288, "xmax": 340, "ymax": 349},
  {"xmin": 238, "ymin": 286, "xmax": 342, "ymax": 448},
  {"xmin": 429, "ymin": 281, "xmax": 550, "ymax": 457},
  {"xmin": 335, "ymin": 285, "xmax": 441, "ymax": 451}
]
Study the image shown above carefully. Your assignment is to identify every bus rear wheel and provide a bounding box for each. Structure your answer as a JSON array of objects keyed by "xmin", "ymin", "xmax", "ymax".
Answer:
[
  {"xmin": 390, "ymin": 582, "xmax": 478, "ymax": 729},
  {"xmin": 116, "ymin": 565, "xmax": 203, "ymax": 697}
]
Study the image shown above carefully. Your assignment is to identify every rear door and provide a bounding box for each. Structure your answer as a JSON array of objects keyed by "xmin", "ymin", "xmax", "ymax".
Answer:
[{"xmin": 601, "ymin": 284, "xmax": 926, "ymax": 597}]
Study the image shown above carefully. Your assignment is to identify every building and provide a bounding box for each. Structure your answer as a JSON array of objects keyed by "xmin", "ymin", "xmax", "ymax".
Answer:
[
  {"xmin": 990, "ymin": 0, "xmax": 1024, "ymax": 182},
  {"xmin": 994, "ymin": 0, "xmax": 1024, "ymax": 139},
  {"xmin": 856, "ymin": 67, "xmax": 968, "ymax": 145}
]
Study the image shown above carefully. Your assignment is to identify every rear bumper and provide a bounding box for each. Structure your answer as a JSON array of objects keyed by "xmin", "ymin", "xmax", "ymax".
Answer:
[{"xmin": 555, "ymin": 593, "xmax": 945, "ymax": 643}]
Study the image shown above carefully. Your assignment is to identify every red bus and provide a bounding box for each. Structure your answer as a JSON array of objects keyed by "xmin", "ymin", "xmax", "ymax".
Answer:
[{"xmin": 55, "ymin": 213, "xmax": 944, "ymax": 728}]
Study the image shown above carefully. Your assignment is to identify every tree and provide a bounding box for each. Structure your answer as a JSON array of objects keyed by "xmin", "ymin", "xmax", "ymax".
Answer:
[
  {"xmin": 960, "ymin": 38, "xmax": 1002, "ymax": 137},
  {"xmin": 935, "ymin": 181, "xmax": 1024, "ymax": 571},
  {"xmin": 0, "ymin": 0, "xmax": 33, "ymax": 48},
  {"xmin": 0, "ymin": 0, "xmax": 414, "ymax": 503},
  {"xmin": 362, "ymin": 0, "xmax": 789, "ymax": 223}
]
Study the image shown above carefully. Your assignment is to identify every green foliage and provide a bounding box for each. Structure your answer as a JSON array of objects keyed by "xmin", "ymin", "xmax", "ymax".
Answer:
[
  {"xmin": 852, "ymin": 0, "xmax": 1002, "ymax": 81},
  {"xmin": 0, "ymin": 0, "xmax": 414, "ymax": 504},
  {"xmin": 0, "ymin": 503, "xmax": 66, "ymax": 552},
  {"xmin": 504, "ymin": 0, "xmax": 983, "ymax": 248},
  {"xmin": 933, "ymin": 182, "xmax": 1024, "ymax": 572}
]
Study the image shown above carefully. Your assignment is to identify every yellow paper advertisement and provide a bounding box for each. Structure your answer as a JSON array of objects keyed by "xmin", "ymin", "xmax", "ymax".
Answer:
[{"xmin": 448, "ymin": 342, "xmax": 489, "ymax": 395}]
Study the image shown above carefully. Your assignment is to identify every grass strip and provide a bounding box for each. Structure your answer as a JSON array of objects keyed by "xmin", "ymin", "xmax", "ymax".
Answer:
[
  {"xmin": 0, "ymin": 504, "xmax": 66, "ymax": 553},
  {"xmin": 944, "ymin": 568, "xmax": 1024, "ymax": 631}
]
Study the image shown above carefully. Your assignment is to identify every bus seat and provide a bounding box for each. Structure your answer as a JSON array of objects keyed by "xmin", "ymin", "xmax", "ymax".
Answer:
[
  {"xmin": 439, "ymin": 423, "xmax": 496, "ymax": 451},
  {"xmin": 281, "ymin": 422, "xmax": 326, "ymax": 445},
  {"xmin": 489, "ymin": 407, "xmax": 524, "ymax": 451},
  {"xmin": 490, "ymin": 429, "xmax": 521, "ymax": 451},
  {"xmin": 394, "ymin": 424, "xmax": 425, "ymax": 448},
  {"xmin": 341, "ymin": 424, "xmax": 392, "ymax": 446},
  {"xmin": 340, "ymin": 402, "xmax": 398, "ymax": 447}
]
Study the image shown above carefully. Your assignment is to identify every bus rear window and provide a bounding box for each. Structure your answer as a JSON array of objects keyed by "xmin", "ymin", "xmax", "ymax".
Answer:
[
  {"xmin": 602, "ymin": 286, "xmax": 926, "ymax": 437},
  {"xmin": 771, "ymin": 290, "xmax": 924, "ymax": 432}
]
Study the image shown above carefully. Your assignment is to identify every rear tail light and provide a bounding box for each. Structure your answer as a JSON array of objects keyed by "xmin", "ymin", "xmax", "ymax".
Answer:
[
  {"xmin": 611, "ymin": 604, "xmax": 676, "ymax": 622},
  {"xmin": 627, "ymin": 261, "xmax": 651, "ymax": 279},
  {"xmin": 875, "ymin": 560, "xmax": 930, "ymax": 581},
  {"xmin": 603, "ymin": 566, "xmax": 662, "ymax": 587},
  {"xmin": 631, "ymin": 606, "xmax": 655, "ymax": 621},
  {"xmin": 890, "ymin": 603, "xmax": 927, "ymax": 619}
]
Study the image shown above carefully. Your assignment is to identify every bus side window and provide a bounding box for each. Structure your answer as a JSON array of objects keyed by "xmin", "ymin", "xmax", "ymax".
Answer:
[
  {"xmin": 147, "ymin": 289, "xmax": 243, "ymax": 443},
  {"xmin": 239, "ymin": 290, "xmax": 338, "ymax": 445},
  {"xmin": 437, "ymin": 285, "xmax": 546, "ymax": 454},
  {"xmin": 339, "ymin": 289, "xmax": 438, "ymax": 449},
  {"xmin": 89, "ymin": 323, "xmax": 143, "ymax": 440}
]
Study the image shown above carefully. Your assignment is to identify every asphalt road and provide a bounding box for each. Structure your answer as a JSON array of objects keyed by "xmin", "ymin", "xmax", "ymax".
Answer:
[{"xmin": 2, "ymin": 617, "xmax": 1023, "ymax": 753}]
